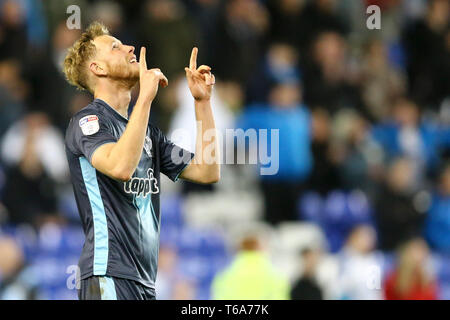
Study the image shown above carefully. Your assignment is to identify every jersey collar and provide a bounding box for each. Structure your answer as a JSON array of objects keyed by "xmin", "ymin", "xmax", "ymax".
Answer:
[{"xmin": 94, "ymin": 98, "xmax": 129, "ymax": 122}]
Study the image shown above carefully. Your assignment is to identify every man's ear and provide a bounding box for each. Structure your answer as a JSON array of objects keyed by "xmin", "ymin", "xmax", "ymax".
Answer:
[{"xmin": 89, "ymin": 62, "xmax": 107, "ymax": 77}]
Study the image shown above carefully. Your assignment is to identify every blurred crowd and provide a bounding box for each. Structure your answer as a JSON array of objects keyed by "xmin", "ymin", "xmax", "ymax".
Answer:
[{"xmin": 0, "ymin": 0, "xmax": 449, "ymax": 300}]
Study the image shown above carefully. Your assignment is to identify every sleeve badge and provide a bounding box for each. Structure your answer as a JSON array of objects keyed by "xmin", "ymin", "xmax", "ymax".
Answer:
[{"xmin": 79, "ymin": 115, "xmax": 100, "ymax": 135}]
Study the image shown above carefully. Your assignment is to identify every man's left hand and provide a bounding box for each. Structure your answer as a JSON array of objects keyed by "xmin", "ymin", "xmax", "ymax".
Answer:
[{"xmin": 185, "ymin": 47, "xmax": 215, "ymax": 102}]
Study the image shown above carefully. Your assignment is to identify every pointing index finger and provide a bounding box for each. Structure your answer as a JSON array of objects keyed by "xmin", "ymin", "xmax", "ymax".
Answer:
[
  {"xmin": 140, "ymin": 47, "xmax": 147, "ymax": 71},
  {"xmin": 189, "ymin": 47, "xmax": 198, "ymax": 70}
]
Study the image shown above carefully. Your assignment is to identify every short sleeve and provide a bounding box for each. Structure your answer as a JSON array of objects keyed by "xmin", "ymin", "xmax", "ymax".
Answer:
[
  {"xmin": 67, "ymin": 113, "xmax": 117, "ymax": 163},
  {"xmin": 157, "ymin": 128, "xmax": 194, "ymax": 182}
]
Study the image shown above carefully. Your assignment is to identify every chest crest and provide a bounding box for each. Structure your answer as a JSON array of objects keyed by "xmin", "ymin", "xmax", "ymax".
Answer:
[{"xmin": 144, "ymin": 136, "xmax": 153, "ymax": 158}]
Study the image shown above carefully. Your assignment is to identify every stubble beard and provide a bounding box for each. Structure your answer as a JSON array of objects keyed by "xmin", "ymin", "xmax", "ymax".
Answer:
[{"xmin": 106, "ymin": 60, "xmax": 139, "ymax": 90}]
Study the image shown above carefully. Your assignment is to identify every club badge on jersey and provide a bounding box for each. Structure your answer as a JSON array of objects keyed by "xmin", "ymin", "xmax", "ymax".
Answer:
[
  {"xmin": 79, "ymin": 115, "xmax": 100, "ymax": 135},
  {"xmin": 144, "ymin": 136, "xmax": 153, "ymax": 157}
]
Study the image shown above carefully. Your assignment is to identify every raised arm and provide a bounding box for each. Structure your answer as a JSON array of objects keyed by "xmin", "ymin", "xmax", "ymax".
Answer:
[
  {"xmin": 179, "ymin": 47, "xmax": 220, "ymax": 184},
  {"xmin": 91, "ymin": 47, "xmax": 168, "ymax": 181}
]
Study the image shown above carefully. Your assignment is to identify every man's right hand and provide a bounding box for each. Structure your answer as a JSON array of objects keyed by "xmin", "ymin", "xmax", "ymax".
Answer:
[{"xmin": 139, "ymin": 46, "xmax": 168, "ymax": 103}]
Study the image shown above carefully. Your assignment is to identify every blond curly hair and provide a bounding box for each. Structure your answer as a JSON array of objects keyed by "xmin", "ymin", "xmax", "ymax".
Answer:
[{"xmin": 63, "ymin": 22, "xmax": 109, "ymax": 93}]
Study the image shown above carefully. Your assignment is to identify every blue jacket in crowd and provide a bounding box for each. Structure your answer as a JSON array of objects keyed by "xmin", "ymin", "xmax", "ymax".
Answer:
[
  {"xmin": 425, "ymin": 194, "xmax": 450, "ymax": 252},
  {"xmin": 371, "ymin": 122, "xmax": 450, "ymax": 170},
  {"xmin": 236, "ymin": 104, "xmax": 312, "ymax": 182}
]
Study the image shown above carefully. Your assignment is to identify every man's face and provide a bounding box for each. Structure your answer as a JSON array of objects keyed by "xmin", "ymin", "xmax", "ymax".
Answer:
[{"xmin": 92, "ymin": 35, "xmax": 139, "ymax": 86}]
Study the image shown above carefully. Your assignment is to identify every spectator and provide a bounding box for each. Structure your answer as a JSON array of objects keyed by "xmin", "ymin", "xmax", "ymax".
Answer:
[
  {"xmin": 237, "ymin": 80, "xmax": 312, "ymax": 224},
  {"xmin": 297, "ymin": 0, "xmax": 348, "ymax": 53},
  {"xmin": 246, "ymin": 42, "xmax": 300, "ymax": 104},
  {"xmin": 156, "ymin": 245, "xmax": 192, "ymax": 300},
  {"xmin": 372, "ymin": 97, "xmax": 450, "ymax": 179},
  {"xmin": 183, "ymin": 0, "xmax": 222, "ymax": 65},
  {"xmin": 0, "ymin": 0, "xmax": 28, "ymax": 62},
  {"xmin": 333, "ymin": 110, "xmax": 383, "ymax": 194},
  {"xmin": 1, "ymin": 114, "xmax": 61, "ymax": 226},
  {"xmin": 0, "ymin": 236, "xmax": 37, "ymax": 300},
  {"xmin": 171, "ymin": 279, "xmax": 197, "ymax": 300},
  {"xmin": 290, "ymin": 247, "xmax": 324, "ymax": 300},
  {"xmin": 212, "ymin": 0, "xmax": 269, "ymax": 84},
  {"xmin": 384, "ymin": 238, "xmax": 438, "ymax": 300},
  {"xmin": 90, "ymin": 1, "xmax": 137, "ymax": 48},
  {"xmin": 211, "ymin": 230, "xmax": 289, "ymax": 299},
  {"xmin": 0, "ymin": 60, "xmax": 27, "ymax": 138},
  {"xmin": 332, "ymin": 224, "xmax": 383, "ymax": 300},
  {"xmin": 1, "ymin": 113, "xmax": 68, "ymax": 183},
  {"xmin": 307, "ymin": 108, "xmax": 341, "ymax": 195},
  {"xmin": 302, "ymin": 32, "xmax": 364, "ymax": 115},
  {"xmin": 402, "ymin": 0, "xmax": 450, "ymax": 110},
  {"xmin": 25, "ymin": 21, "xmax": 81, "ymax": 129},
  {"xmin": 425, "ymin": 164, "xmax": 450, "ymax": 252},
  {"xmin": 266, "ymin": 0, "xmax": 306, "ymax": 50},
  {"xmin": 360, "ymin": 38, "xmax": 406, "ymax": 122},
  {"xmin": 375, "ymin": 157, "xmax": 427, "ymax": 251},
  {"xmin": 137, "ymin": 0, "xmax": 199, "ymax": 130},
  {"xmin": 138, "ymin": 0, "xmax": 198, "ymax": 80},
  {"xmin": 21, "ymin": 0, "xmax": 48, "ymax": 50},
  {"xmin": 0, "ymin": 236, "xmax": 23, "ymax": 283}
]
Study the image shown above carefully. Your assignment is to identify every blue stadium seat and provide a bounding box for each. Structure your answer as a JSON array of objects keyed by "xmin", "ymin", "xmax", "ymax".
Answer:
[
  {"xmin": 59, "ymin": 225, "xmax": 84, "ymax": 255},
  {"xmin": 1, "ymin": 224, "xmax": 39, "ymax": 259},
  {"xmin": 196, "ymin": 284, "xmax": 211, "ymax": 300},
  {"xmin": 38, "ymin": 287, "xmax": 78, "ymax": 300},
  {"xmin": 161, "ymin": 194, "xmax": 184, "ymax": 228},
  {"xmin": 298, "ymin": 191, "xmax": 323, "ymax": 224},
  {"xmin": 346, "ymin": 190, "xmax": 372, "ymax": 224},
  {"xmin": 179, "ymin": 254, "xmax": 211, "ymax": 280},
  {"xmin": 434, "ymin": 253, "xmax": 450, "ymax": 283},
  {"xmin": 324, "ymin": 190, "xmax": 348, "ymax": 223},
  {"xmin": 159, "ymin": 224, "xmax": 180, "ymax": 247},
  {"xmin": 320, "ymin": 190, "xmax": 374, "ymax": 252},
  {"xmin": 177, "ymin": 227, "xmax": 204, "ymax": 255},
  {"xmin": 198, "ymin": 231, "xmax": 228, "ymax": 257}
]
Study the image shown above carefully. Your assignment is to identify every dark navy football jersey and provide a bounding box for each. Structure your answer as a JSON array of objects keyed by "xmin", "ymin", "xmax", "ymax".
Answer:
[{"xmin": 65, "ymin": 98, "xmax": 193, "ymax": 289}]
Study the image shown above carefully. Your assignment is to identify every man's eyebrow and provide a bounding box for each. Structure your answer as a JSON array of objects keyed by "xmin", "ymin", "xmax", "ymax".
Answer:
[{"xmin": 111, "ymin": 39, "xmax": 123, "ymax": 46}]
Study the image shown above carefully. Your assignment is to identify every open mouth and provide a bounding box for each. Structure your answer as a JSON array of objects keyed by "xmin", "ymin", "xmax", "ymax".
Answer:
[{"xmin": 129, "ymin": 55, "xmax": 137, "ymax": 63}]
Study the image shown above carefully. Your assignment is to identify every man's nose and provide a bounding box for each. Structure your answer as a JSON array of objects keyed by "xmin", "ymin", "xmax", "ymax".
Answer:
[{"xmin": 127, "ymin": 45, "xmax": 135, "ymax": 54}]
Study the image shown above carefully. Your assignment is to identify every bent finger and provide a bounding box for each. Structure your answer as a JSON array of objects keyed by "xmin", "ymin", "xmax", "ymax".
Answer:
[
  {"xmin": 159, "ymin": 75, "xmax": 169, "ymax": 88},
  {"xmin": 197, "ymin": 65, "xmax": 211, "ymax": 73},
  {"xmin": 204, "ymin": 73, "xmax": 212, "ymax": 86}
]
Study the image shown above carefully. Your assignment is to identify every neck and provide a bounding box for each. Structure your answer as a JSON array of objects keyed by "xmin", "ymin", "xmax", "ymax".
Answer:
[{"xmin": 94, "ymin": 80, "xmax": 132, "ymax": 119}]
